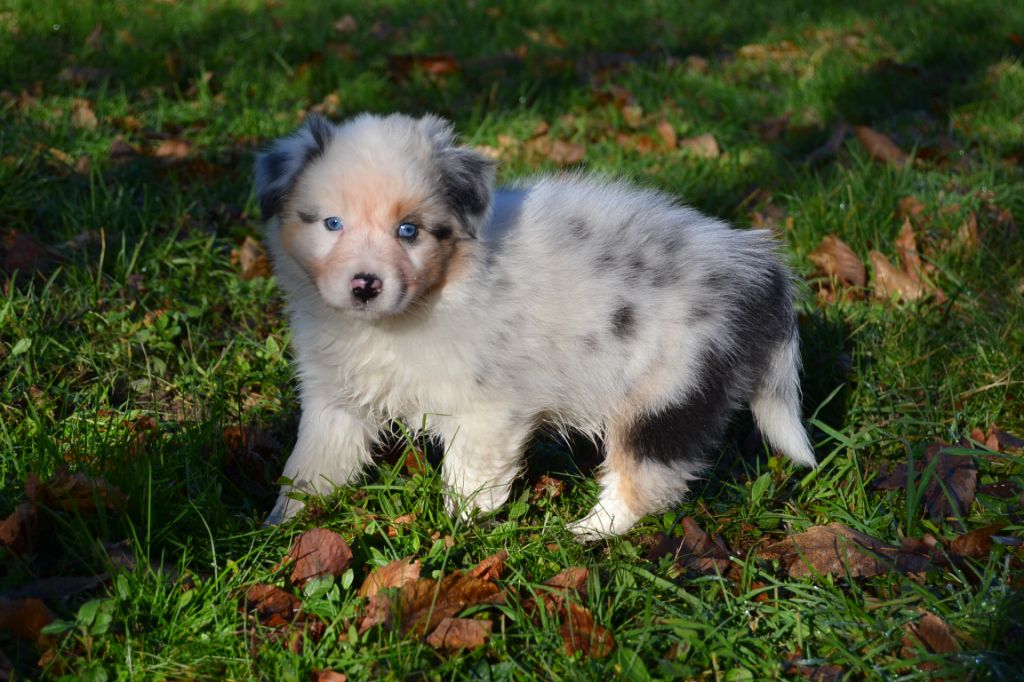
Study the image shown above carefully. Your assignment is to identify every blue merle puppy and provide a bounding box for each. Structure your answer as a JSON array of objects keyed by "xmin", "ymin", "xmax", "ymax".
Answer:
[{"xmin": 255, "ymin": 112, "xmax": 816, "ymax": 539}]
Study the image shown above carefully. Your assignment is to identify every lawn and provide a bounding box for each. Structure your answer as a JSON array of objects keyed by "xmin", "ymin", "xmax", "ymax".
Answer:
[{"xmin": 2, "ymin": 0, "xmax": 1024, "ymax": 679}]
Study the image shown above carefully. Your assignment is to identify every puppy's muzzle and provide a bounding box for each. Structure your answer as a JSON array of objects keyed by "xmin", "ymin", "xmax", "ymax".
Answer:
[{"xmin": 351, "ymin": 272, "xmax": 383, "ymax": 303}]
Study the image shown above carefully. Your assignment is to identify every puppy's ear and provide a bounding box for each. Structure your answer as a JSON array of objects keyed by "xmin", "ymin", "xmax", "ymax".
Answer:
[
  {"xmin": 420, "ymin": 115, "xmax": 495, "ymax": 238},
  {"xmin": 254, "ymin": 113, "xmax": 336, "ymax": 220}
]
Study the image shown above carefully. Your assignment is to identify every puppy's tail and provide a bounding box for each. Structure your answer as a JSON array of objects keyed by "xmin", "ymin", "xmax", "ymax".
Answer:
[{"xmin": 749, "ymin": 333, "xmax": 816, "ymax": 467}]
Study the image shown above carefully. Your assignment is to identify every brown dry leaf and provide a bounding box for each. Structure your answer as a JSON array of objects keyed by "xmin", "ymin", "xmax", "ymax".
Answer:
[
  {"xmin": 358, "ymin": 557, "xmax": 421, "ymax": 599},
  {"xmin": 359, "ymin": 570, "xmax": 501, "ymax": 637},
  {"xmin": 0, "ymin": 502, "xmax": 38, "ymax": 556},
  {"xmin": 869, "ymin": 251, "xmax": 928, "ymax": 301},
  {"xmin": 333, "ymin": 14, "xmax": 357, "ymax": 32},
  {"xmin": 386, "ymin": 512, "xmax": 417, "ymax": 537},
  {"xmin": 922, "ymin": 444, "xmax": 977, "ymax": 523},
  {"xmin": 425, "ymin": 617, "xmax": 492, "ymax": 651},
  {"xmin": 808, "ymin": 235, "xmax": 866, "ymax": 288},
  {"xmin": 970, "ymin": 426, "xmax": 1000, "ymax": 453},
  {"xmin": 243, "ymin": 584, "xmax": 302, "ymax": 627},
  {"xmin": 621, "ymin": 104, "xmax": 643, "ymax": 128},
  {"xmin": 388, "ymin": 54, "xmax": 460, "ymax": 79},
  {"xmin": 955, "ymin": 212, "xmax": 980, "ymax": 251},
  {"xmin": 530, "ymin": 474, "xmax": 565, "ymax": 501},
  {"xmin": 314, "ymin": 671, "xmax": 347, "ymax": 682},
  {"xmin": 283, "ymin": 528, "xmax": 353, "ymax": 588},
  {"xmin": 231, "ymin": 236, "xmax": 272, "ymax": 280},
  {"xmin": 894, "ymin": 218, "xmax": 923, "ymax": 279},
  {"xmin": 758, "ymin": 523, "xmax": 932, "ymax": 578},
  {"xmin": 469, "ymin": 549, "xmax": 509, "ymax": 581},
  {"xmin": 898, "ymin": 196, "xmax": 927, "ymax": 223},
  {"xmin": 547, "ymin": 139, "xmax": 586, "ymax": 165},
  {"xmin": 992, "ymin": 426, "xmax": 1024, "ymax": 451},
  {"xmin": 559, "ymin": 602, "xmax": 615, "ymax": 659},
  {"xmin": 152, "ymin": 138, "xmax": 191, "ymax": 159},
  {"xmin": 70, "ymin": 98, "xmax": 98, "ymax": 130},
  {"xmin": 755, "ymin": 112, "xmax": 791, "ymax": 142},
  {"xmin": 678, "ymin": 133, "xmax": 720, "ymax": 159},
  {"xmin": 402, "ymin": 447, "xmax": 427, "ymax": 476},
  {"xmin": 655, "ymin": 120, "xmax": 677, "ymax": 148},
  {"xmin": 109, "ymin": 137, "xmax": 138, "ymax": 159},
  {"xmin": 903, "ymin": 611, "xmax": 958, "ymax": 655},
  {"xmin": 950, "ymin": 523, "xmax": 1004, "ymax": 559},
  {"xmin": 1, "ymin": 229, "xmax": 51, "ymax": 276},
  {"xmin": 0, "ymin": 597, "xmax": 55, "ymax": 642},
  {"xmin": 853, "ymin": 126, "xmax": 907, "ymax": 167},
  {"xmin": 25, "ymin": 467, "xmax": 127, "ymax": 514},
  {"xmin": 646, "ymin": 517, "xmax": 732, "ymax": 575},
  {"xmin": 544, "ymin": 567, "xmax": 588, "ymax": 592}
]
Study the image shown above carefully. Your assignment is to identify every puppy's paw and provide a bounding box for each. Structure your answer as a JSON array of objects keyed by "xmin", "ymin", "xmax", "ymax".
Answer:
[
  {"xmin": 567, "ymin": 502, "xmax": 639, "ymax": 542},
  {"xmin": 265, "ymin": 492, "xmax": 304, "ymax": 526}
]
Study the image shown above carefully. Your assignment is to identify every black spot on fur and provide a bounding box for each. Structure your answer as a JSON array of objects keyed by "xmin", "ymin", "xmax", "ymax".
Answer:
[
  {"xmin": 652, "ymin": 269, "xmax": 681, "ymax": 288},
  {"xmin": 569, "ymin": 217, "xmax": 590, "ymax": 240},
  {"xmin": 629, "ymin": 263, "xmax": 796, "ymax": 464},
  {"xmin": 596, "ymin": 249, "xmax": 617, "ymax": 268},
  {"xmin": 436, "ymin": 148, "xmax": 495, "ymax": 237},
  {"xmin": 611, "ymin": 304, "xmax": 636, "ymax": 339},
  {"xmin": 627, "ymin": 348, "xmax": 733, "ymax": 466},
  {"xmin": 428, "ymin": 224, "xmax": 453, "ymax": 241}
]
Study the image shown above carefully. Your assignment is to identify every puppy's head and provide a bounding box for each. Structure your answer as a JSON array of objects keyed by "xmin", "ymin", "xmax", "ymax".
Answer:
[{"xmin": 255, "ymin": 113, "xmax": 495, "ymax": 317}]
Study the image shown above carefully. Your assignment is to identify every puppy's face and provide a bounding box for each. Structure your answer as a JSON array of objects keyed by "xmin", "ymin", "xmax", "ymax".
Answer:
[{"xmin": 255, "ymin": 114, "xmax": 495, "ymax": 317}]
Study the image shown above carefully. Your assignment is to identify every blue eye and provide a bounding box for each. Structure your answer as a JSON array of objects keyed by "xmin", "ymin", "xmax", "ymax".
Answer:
[
  {"xmin": 397, "ymin": 222, "xmax": 418, "ymax": 240},
  {"xmin": 324, "ymin": 216, "xmax": 343, "ymax": 232}
]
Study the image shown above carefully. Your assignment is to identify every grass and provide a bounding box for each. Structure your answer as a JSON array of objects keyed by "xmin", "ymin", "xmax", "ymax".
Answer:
[{"xmin": 2, "ymin": 0, "xmax": 1024, "ymax": 679}]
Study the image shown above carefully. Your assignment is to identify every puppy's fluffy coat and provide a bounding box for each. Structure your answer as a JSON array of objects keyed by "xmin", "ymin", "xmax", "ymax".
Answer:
[{"xmin": 256, "ymin": 112, "xmax": 815, "ymax": 539}]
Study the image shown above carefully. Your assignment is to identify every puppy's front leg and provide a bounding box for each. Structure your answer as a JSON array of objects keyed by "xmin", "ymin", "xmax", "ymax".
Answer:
[
  {"xmin": 434, "ymin": 411, "xmax": 533, "ymax": 519},
  {"xmin": 266, "ymin": 398, "xmax": 374, "ymax": 524}
]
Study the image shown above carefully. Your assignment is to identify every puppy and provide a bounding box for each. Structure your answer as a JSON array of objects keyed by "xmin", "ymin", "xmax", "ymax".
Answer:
[{"xmin": 255, "ymin": 112, "xmax": 816, "ymax": 539}]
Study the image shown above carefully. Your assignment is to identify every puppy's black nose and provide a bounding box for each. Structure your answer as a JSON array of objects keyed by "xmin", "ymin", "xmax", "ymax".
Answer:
[{"xmin": 351, "ymin": 273, "xmax": 382, "ymax": 302}]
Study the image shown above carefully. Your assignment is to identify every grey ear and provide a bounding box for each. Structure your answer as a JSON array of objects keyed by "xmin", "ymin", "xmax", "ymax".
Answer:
[
  {"xmin": 421, "ymin": 116, "xmax": 495, "ymax": 237},
  {"xmin": 254, "ymin": 113, "xmax": 335, "ymax": 220}
]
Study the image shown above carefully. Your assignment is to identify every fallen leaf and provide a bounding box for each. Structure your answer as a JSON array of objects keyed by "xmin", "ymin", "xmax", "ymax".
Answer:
[
  {"xmin": 678, "ymin": 133, "xmax": 720, "ymax": 159},
  {"xmin": 388, "ymin": 54, "xmax": 459, "ymax": 79},
  {"xmin": 0, "ymin": 502, "xmax": 37, "ymax": 555},
  {"xmin": 231, "ymin": 236, "xmax": 271, "ymax": 280},
  {"xmin": 755, "ymin": 112, "xmax": 791, "ymax": 142},
  {"xmin": 0, "ymin": 597, "xmax": 54, "ymax": 642},
  {"xmin": 903, "ymin": 611, "xmax": 958, "ymax": 655},
  {"xmin": 425, "ymin": 617, "xmax": 492, "ymax": 651},
  {"xmin": 784, "ymin": 653, "xmax": 845, "ymax": 681},
  {"xmin": 898, "ymin": 196, "xmax": 927, "ymax": 223},
  {"xmin": 559, "ymin": 602, "xmax": 615, "ymax": 659},
  {"xmin": 359, "ymin": 570, "xmax": 501, "ymax": 637},
  {"xmin": 25, "ymin": 467, "xmax": 127, "ymax": 513},
  {"xmin": 358, "ymin": 557, "xmax": 421, "ymax": 599},
  {"xmin": 243, "ymin": 583, "xmax": 302, "ymax": 627},
  {"xmin": 152, "ymin": 138, "xmax": 190, "ymax": 159},
  {"xmin": 58, "ymin": 65, "xmax": 112, "ymax": 86},
  {"xmin": 283, "ymin": 528, "xmax": 353, "ymax": 588},
  {"xmin": 469, "ymin": 550, "xmax": 508, "ymax": 581},
  {"xmin": 921, "ymin": 443, "xmax": 977, "ymax": 523},
  {"xmin": 894, "ymin": 218, "xmax": 922, "ymax": 278},
  {"xmin": 402, "ymin": 447, "xmax": 427, "ymax": 476},
  {"xmin": 955, "ymin": 212, "xmax": 980, "ymax": 251},
  {"xmin": 758, "ymin": 523, "xmax": 933, "ymax": 578},
  {"xmin": 646, "ymin": 517, "xmax": 732, "ymax": 574},
  {"xmin": 333, "ymin": 14, "xmax": 357, "ymax": 32},
  {"xmin": 547, "ymin": 139, "xmax": 585, "ymax": 165},
  {"xmin": 869, "ymin": 251, "xmax": 928, "ymax": 301},
  {"xmin": 109, "ymin": 137, "xmax": 138, "ymax": 159},
  {"xmin": 655, "ymin": 120, "xmax": 677, "ymax": 148},
  {"xmin": 809, "ymin": 235, "xmax": 866, "ymax": 288},
  {"xmin": 992, "ymin": 426, "xmax": 1024, "ymax": 451},
  {"xmin": 544, "ymin": 567, "xmax": 588, "ymax": 592},
  {"xmin": 70, "ymin": 98, "xmax": 98, "ymax": 130},
  {"xmin": 853, "ymin": 126, "xmax": 907, "ymax": 167},
  {"xmin": 530, "ymin": 475, "xmax": 565, "ymax": 501},
  {"xmin": 950, "ymin": 523, "xmax": 1004, "ymax": 559},
  {"xmin": 621, "ymin": 104, "xmax": 643, "ymax": 128}
]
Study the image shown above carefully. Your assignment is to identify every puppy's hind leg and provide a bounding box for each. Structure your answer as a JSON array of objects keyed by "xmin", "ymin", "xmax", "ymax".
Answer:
[{"xmin": 749, "ymin": 333, "xmax": 816, "ymax": 468}]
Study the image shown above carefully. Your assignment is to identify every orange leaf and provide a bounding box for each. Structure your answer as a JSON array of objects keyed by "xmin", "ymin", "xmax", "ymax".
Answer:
[
  {"xmin": 678, "ymin": 133, "xmax": 720, "ymax": 159},
  {"xmin": 468, "ymin": 550, "xmax": 508, "ymax": 581},
  {"xmin": 25, "ymin": 467, "xmax": 126, "ymax": 514},
  {"xmin": 894, "ymin": 218, "xmax": 922, "ymax": 279},
  {"xmin": 425, "ymin": 617, "xmax": 493, "ymax": 651},
  {"xmin": 283, "ymin": 528, "xmax": 353, "ymax": 588},
  {"xmin": 853, "ymin": 126, "xmax": 907, "ymax": 167},
  {"xmin": 655, "ymin": 120, "xmax": 677, "ymax": 148},
  {"xmin": 559, "ymin": 602, "xmax": 615, "ymax": 659},
  {"xmin": 869, "ymin": 251, "xmax": 927, "ymax": 301},
  {"xmin": 152, "ymin": 138, "xmax": 191, "ymax": 159},
  {"xmin": 0, "ymin": 598, "xmax": 55, "ymax": 642},
  {"xmin": 231, "ymin": 236, "xmax": 272, "ymax": 280},
  {"xmin": 359, "ymin": 570, "xmax": 501, "ymax": 637},
  {"xmin": 808, "ymin": 235, "xmax": 866, "ymax": 288},
  {"xmin": 547, "ymin": 140, "xmax": 585, "ymax": 165},
  {"xmin": 358, "ymin": 557, "xmax": 421, "ymax": 599},
  {"xmin": 243, "ymin": 584, "xmax": 302, "ymax": 627},
  {"xmin": 758, "ymin": 523, "xmax": 933, "ymax": 577},
  {"xmin": 902, "ymin": 611, "xmax": 958, "ymax": 655},
  {"xmin": 0, "ymin": 502, "xmax": 37, "ymax": 556}
]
